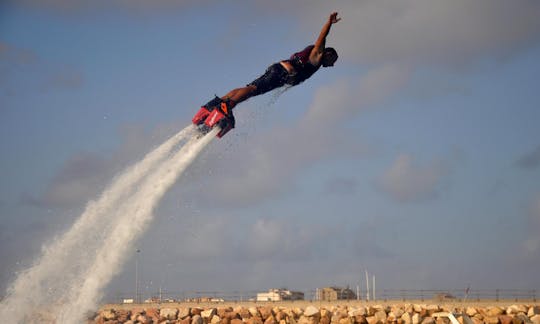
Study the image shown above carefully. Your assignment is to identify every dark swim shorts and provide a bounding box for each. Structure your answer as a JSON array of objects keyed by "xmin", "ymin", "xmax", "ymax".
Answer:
[{"xmin": 247, "ymin": 63, "xmax": 289, "ymax": 96}]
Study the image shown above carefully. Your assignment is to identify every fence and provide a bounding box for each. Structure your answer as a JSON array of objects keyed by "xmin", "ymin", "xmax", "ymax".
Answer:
[{"xmin": 109, "ymin": 289, "xmax": 537, "ymax": 305}]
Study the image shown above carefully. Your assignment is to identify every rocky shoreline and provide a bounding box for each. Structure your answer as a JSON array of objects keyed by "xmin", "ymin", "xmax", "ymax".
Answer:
[{"xmin": 93, "ymin": 303, "xmax": 540, "ymax": 324}]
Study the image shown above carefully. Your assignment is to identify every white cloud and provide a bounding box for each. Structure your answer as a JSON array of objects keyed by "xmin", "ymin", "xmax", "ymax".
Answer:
[
  {"xmin": 377, "ymin": 154, "xmax": 450, "ymax": 203},
  {"xmin": 298, "ymin": 0, "xmax": 540, "ymax": 68}
]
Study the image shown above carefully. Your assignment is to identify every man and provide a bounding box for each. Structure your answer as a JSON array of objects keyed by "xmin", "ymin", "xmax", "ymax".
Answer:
[{"xmin": 193, "ymin": 12, "xmax": 341, "ymax": 137}]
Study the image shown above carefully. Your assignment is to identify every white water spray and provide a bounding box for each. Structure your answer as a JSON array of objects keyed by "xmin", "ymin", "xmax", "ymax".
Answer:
[{"xmin": 0, "ymin": 125, "xmax": 218, "ymax": 323}]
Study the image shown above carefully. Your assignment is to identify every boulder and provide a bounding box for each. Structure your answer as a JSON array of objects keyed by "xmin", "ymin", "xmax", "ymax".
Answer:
[
  {"xmin": 421, "ymin": 317, "xmax": 435, "ymax": 324},
  {"xmin": 412, "ymin": 313, "xmax": 423, "ymax": 324},
  {"xmin": 507, "ymin": 305, "xmax": 528, "ymax": 315},
  {"xmin": 339, "ymin": 317, "xmax": 353, "ymax": 324},
  {"xmin": 304, "ymin": 306, "xmax": 320, "ymax": 317},
  {"xmin": 529, "ymin": 307, "xmax": 540, "ymax": 317},
  {"xmin": 161, "ymin": 308, "xmax": 179, "ymax": 320},
  {"xmin": 513, "ymin": 314, "xmax": 531, "ymax": 324},
  {"xmin": 486, "ymin": 307, "xmax": 504, "ymax": 317},
  {"xmin": 211, "ymin": 315, "xmax": 222, "ymax": 324},
  {"xmin": 466, "ymin": 307, "xmax": 478, "ymax": 317},
  {"xmin": 101, "ymin": 309, "xmax": 116, "ymax": 321},
  {"xmin": 145, "ymin": 308, "xmax": 160, "ymax": 322},
  {"xmin": 260, "ymin": 307, "xmax": 274, "ymax": 320},
  {"xmin": 401, "ymin": 312, "xmax": 412, "ymax": 324},
  {"xmin": 192, "ymin": 314, "xmax": 204, "ymax": 324},
  {"xmin": 483, "ymin": 316, "xmax": 500, "ymax": 324},
  {"xmin": 179, "ymin": 318, "xmax": 192, "ymax": 324},
  {"xmin": 499, "ymin": 315, "xmax": 514, "ymax": 324},
  {"xmin": 179, "ymin": 308, "xmax": 192, "ymax": 319},
  {"xmin": 239, "ymin": 307, "xmax": 252, "ymax": 319},
  {"xmin": 191, "ymin": 308, "xmax": 203, "ymax": 316},
  {"xmin": 531, "ymin": 315, "xmax": 540, "ymax": 324},
  {"xmin": 202, "ymin": 308, "xmax": 218, "ymax": 319},
  {"xmin": 426, "ymin": 305, "xmax": 441, "ymax": 316},
  {"xmin": 349, "ymin": 307, "xmax": 367, "ymax": 317},
  {"xmin": 136, "ymin": 314, "xmax": 151, "ymax": 324},
  {"xmin": 116, "ymin": 309, "xmax": 130, "ymax": 322}
]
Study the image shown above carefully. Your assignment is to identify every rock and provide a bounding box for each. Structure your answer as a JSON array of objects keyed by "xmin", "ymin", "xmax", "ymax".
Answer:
[
  {"xmin": 529, "ymin": 307, "xmax": 540, "ymax": 317},
  {"xmin": 115, "ymin": 309, "xmax": 130, "ymax": 322},
  {"xmin": 246, "ymin": 316, "xmax": 264, "ymax": 324},
  {"xmin": 260, "ymin": 307, "xmax": 274, "ymax": 320},
  {"xmin": 513, "ymin": 314, "xmax": 531, "ymax": 324},
  {"xmin": 192, "ymin": 314, "xmax": 204, "ymax": 324},
  {"xmin": 412, "ymin": 313, "xmax": 423, "ymax": 324},
  {"xmin": 374, "ymin": 310, "xmax": 387, "ymax": 323},
  {"xmin": 355, "ymin": 315, "xmax": 368, "ymax": 324},
  {"xmin": 136, "ymin": 314, "xmax": 150, "ymax": 324},
  {"xmin": 484, "ymin": 316, "xmax": 500, "ymax": 324},
  {"xmin": 231, "ymin": 319, "xmax": 244, "ymax": 324},
  {"xmin": 249, "ymin": 307, "xmax": 261, "ymax": 318},
  {"xmin": 211, "ymin": 315, "xmax": 222, "ymax": 324},
  {"xmin": 426, "ymin": 306, "xmax": 441, "ymax": 316},
  {"xmin": 304, "ymin": 306, "xmax": 320, "ymax": 317},
  {"xmin": 401, "ymin": 312, "xmax": 412, "ymax": 324},
  {"xmin": 349, "ymin": 307, "xmax": 367, "ymax": 317},
  {"xmin": 466, "ymin": 307, "xmax": 478, "ymax": 317},
  {"xmin": 265, "ymin": 315, "xmax": 278, "ymax": 324},
  {"xmin": 239, "ymin": 307, "xmax": 252, "ymax": 319},
  {"xmin": 191, "ymin": 308, "xmax": 203, "ymax": 316},
  {"xmin": 298, "ymin": 315, "xmax": 318, "ymax": 324},
  {"xmin": 531, "ymin": 315, "xmax": 540, "ymax": 324},
  {"xmin": 421, "ymin": 317, "xmax": 435, "ymax": 324},
  {"xmin": 486, "ymin": 307, "xmax": 504, "ymax": 317},
  {"xmin": 332, "ymin": 311, "xmax": 348, "ymax": 323},
  {"xmin": 202, "ymin": 308, "xmax": 218, "ymax": 319},
  {"xmin": 161, "ymin": 308, "xmax": 179, "ymax": 320},
  {"xmin": 276, "ymin": 310, "xmax": 288, "ymax": 321},
  {"xmin": 507, "ymin": 305, "xmax": 528, "ymax": 315},
  {"xmin": 435, "ymin": 318, "xmax": 449, "ymax": 324},
  {"xmin": 471, "ymin": 317, "xmax": 483, "ymax": 324},
  {"xmin": 365, "ymin": 316, "xmax": 378, "ymax": 324},
  {"xmin": 179, "ymin": 308, "xmax": 192, "ymax": 319},
  {"xmin": 499, "ymin": 315, "xmax": 514, "ymax": 324},
  {"xmin": 339, "ymin": 317, "xmax": 353, "ymax": 324},
  {"xmin": 145, "ymin": 308, "xmax": 160, "ymax": 322},
  {"xmin": 179, "ymin": 318, "xmax": 192, "ymax": 324},
  {"xmin": 414, "ymin": 305, "xmax": 426, "ymax": 313},
  {"xmin": 389, "ymin": 310, "xmax": 405, "ymax": 322},
  {"xmin": 101, "ymin": 309, "xmax": 116, "ymax": 321}
]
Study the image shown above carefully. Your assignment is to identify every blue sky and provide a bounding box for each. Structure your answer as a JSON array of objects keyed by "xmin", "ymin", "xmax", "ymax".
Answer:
[{"xmin": 1, "ymin": 0, "xmax": 540, "ymax": 300}]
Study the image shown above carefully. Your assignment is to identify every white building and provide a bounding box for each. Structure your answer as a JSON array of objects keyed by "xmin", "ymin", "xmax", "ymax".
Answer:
[{"xmin": 256, "ymin": 289, "xmax": 304, "ymax": 302}]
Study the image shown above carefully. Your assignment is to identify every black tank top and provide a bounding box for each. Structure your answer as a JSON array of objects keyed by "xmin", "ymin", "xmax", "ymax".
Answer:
[{"xmin": 286, "ymin": 45, "xmax": 321, "ymax": 85}]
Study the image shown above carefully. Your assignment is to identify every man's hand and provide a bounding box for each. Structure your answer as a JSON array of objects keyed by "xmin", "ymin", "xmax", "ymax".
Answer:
[{"xmin": 329, "ymin": 12, "xmax": 341, "ymax": 24}]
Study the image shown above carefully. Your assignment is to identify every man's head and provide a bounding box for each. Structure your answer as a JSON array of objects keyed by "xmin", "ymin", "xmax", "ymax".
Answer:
[{"xmin": 322, "ymin": 47, "xmax": 338, "ymax": 67}]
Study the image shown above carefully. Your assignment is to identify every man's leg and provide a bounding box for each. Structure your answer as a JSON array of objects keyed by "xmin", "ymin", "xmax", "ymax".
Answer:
[{"xmin": 221, "ymin": 85, "xmax": 257, "ymax": 109}]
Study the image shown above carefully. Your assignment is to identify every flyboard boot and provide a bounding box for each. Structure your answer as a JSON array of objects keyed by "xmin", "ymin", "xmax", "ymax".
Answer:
[{"xmin": 192, "ymin": 96, "xmax": 235, "ymax": 138}]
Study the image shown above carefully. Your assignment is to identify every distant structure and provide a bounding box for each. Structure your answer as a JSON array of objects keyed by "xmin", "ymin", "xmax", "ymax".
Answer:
[
  {"xmin": 316, "ymin": 287, "xmax": 356, "ymax": 301},
  {"xmin": 256, "ymin": 289, "xmax": 305, "ymax": 302}
]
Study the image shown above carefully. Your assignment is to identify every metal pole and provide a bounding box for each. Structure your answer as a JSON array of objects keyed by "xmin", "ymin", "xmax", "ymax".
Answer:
[
  {"xmin": 372, "ymin": 275, "xmax": 376, "ymax": 301},
  {"xmin": 365, "ymin": 270, "xmax": 370, "ymax": 302},
  {"xmin": 135, "ymin": 249, "xmax": 140, "ymax": 303}
]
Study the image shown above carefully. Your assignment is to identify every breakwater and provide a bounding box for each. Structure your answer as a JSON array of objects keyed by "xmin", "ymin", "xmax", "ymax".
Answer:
[{"xmin": 92, "ymin": 302, "xmax": 540, "ymax": 324}]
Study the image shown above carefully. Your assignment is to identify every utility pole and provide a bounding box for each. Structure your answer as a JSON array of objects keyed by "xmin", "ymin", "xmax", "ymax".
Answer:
[
  {"xmin": 365, "ymin": 270, "xmax": 370, "ymax": 302},
  {"xmin": 372, "ymin": 275, "xmax": 376, "ymax": 301},
  {"xmin": 135, "ymin": 249, "xmax": 140, "ymax": 303}
]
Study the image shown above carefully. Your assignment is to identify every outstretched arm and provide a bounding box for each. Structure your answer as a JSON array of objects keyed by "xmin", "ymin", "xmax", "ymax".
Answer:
[{"xmin": 310, "ymin": 12, "xmax": 341, "ymax": 62}]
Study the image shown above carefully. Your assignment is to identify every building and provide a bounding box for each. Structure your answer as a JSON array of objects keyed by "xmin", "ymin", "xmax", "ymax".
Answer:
[
  {"xmin": 317, "ymin": 287, "xmax": 356, "ymax": 301},
  {"xmin": 256, "ymin": 289, "xmax": 305, "ymax": 302}
]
